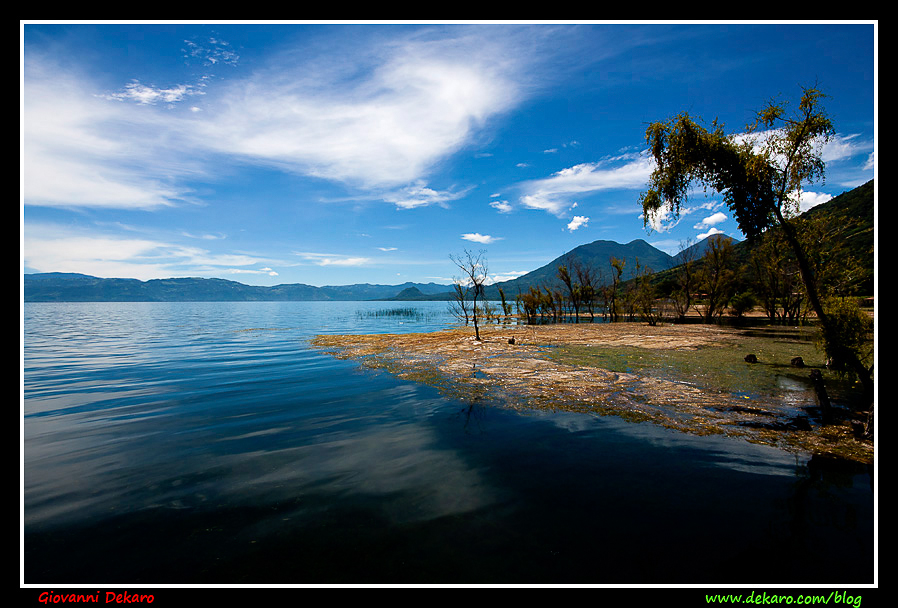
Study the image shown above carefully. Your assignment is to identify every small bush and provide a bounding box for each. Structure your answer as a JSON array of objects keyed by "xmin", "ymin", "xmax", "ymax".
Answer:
[{"xmin": 729, "ymin": 291, "xmax": 757, "ymax": 317}]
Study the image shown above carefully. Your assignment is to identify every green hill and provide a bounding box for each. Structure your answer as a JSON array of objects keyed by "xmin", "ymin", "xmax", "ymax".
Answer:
[
  {"xmin": 495, "ymin": 239, "xmax": 675, "ymax": 294},
  {"xmin": 644, "ymin": 179, "xmax": 874, "ymax": 299},
  {"xmin": 732, "ymin": 179, "xmax": 874, "ymax": 296}
]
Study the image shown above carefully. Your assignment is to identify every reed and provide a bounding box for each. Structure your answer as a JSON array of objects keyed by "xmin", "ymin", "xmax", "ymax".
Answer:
[{"xmin": 356, "ymin": 307, "xmax": 432, "ymax": 320}]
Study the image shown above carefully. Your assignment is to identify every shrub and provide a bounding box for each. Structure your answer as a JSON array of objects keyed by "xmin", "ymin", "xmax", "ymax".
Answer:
[{"xmin": 817, "ymin": 296, "xmax": 873, "ymax": 374}]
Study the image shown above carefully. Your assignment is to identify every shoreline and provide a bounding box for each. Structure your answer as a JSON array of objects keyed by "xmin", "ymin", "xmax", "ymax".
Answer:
[{"xmin": 312, "ymin": 321, "xmax": 873, "ymax": 464}]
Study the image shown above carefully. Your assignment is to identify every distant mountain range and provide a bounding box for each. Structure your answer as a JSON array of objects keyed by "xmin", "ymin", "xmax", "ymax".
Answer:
[
  {"xmin": 23, "ymin": 179, "xmax": 873, "ymax": 303},
  {"xmin": 23, "ymin": 274, "xmax": 454, "ymax": 303},
  {"xmin": 20, "ymin": 237, "xmax": 736, "ymax": 302},
  {"xmin": 21, "ymin": 238, "xmax": 716, "ymax": 303}
]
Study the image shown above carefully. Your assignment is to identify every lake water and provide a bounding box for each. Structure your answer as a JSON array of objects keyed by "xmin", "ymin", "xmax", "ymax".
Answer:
[{"xmin": 22, "ymin": 301, "xmax": 874, "ymax": 585}]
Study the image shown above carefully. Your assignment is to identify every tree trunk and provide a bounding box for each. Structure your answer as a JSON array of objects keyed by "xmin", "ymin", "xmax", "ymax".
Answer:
[{"xmin": 775, "ymin": 207, "xmax": 874, "ymax": 405}]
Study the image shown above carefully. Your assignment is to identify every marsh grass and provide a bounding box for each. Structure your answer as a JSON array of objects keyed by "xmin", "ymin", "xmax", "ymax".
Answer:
[
  {"xmin": 548, "ymin": 326, "xmax": 830, "ymax": 404},
  {"xmin": 356, "ymin": 307, "xmax": 436, "ymax": 321}
]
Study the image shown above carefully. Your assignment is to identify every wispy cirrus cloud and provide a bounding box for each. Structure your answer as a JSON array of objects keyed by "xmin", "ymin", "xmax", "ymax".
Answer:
[
  {"xmin": 519, "ymin": 153, "xmax": 654, "ymax": 217},
  {"xmin": 294, "ymin": 252, "xmax": 372, "ymax": 267},
  {"xmin": 384, "ymin": 182, "xmax": 471, "ymax": 210},
  {"xmin": 23, "ymin": 223, "xmax": 278, "ymax": 280},
  {"xmin": 191, "ymin": 29, "xmax": 529, "ymax": 190},
  {"xmin": 24, "ymin": 27, "xmax": 535, "ymax": 213},
  {"xmin": 227, "ymin": 267, "xmax": 279, "ymax": 276},
  {"xmin": 23, "ymin": 57, "xmax": 207, "ymax": 210},
  {"xmin": 182, "ymin": 37, "xmax": 240, "ymax": 67}
]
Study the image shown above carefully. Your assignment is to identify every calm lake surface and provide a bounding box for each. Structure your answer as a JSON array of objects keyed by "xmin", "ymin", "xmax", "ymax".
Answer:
[{"xmin": 22, "ymin": 301, "xmax": 874, "ymax": 585}]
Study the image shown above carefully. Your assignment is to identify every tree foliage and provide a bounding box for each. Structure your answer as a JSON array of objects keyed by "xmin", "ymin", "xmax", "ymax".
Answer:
[
  {"xmin": 639, "ymin": 86, "xmax": 873, "ymax": 406},
  {"xmin": 640, "ymin": 86, "xmax": 834, "ymax": 240}
]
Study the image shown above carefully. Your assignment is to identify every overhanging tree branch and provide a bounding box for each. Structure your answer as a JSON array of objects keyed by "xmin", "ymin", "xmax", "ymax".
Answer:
[{"xmin": 639, "ymin": 86, "xmax": 872, "ymax": 405}]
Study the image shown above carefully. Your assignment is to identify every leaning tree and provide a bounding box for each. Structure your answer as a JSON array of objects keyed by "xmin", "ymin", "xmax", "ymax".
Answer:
[{"xmin": 638, "ymin": 86, "xmax": 873, "ymax": 410}]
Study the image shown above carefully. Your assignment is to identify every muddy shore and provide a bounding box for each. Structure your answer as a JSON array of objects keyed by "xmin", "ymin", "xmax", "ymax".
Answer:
[{"xmin": 312, "ymin": 322, "xmax": 873, "ymax": 463}]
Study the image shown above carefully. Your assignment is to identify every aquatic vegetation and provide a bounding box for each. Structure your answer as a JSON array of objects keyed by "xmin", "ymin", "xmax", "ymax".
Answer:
[
  {"xmin": 356, "ymin": 307, "xmax": 437, "ymax": 321},
  {"xmin": 313, "ymin": 322, "xmax": 873, "ymax": 463}
]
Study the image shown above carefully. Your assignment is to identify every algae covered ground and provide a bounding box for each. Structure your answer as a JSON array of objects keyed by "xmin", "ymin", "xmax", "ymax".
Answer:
[{"xmin": 312, "ymin": 321, "xmax": 873, "ymax": 464}]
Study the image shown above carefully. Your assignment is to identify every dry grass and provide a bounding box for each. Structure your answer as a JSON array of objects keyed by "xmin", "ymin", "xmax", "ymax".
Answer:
[{"xmin": 312, "ymin": 322, "xmax": 873, "ymax": 463}]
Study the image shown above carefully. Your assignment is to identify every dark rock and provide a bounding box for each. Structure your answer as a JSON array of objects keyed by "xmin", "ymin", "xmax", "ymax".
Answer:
[
  {"xmin": 744, "ymin": 354, "xmax": 758, "ymax": 363},
  {"xmin": 792, "ymin": 417, "xmax": 812, "ymax": 431},
  {"xmin": 791, "ymin": 356, "xmax": 805, "ymax": 367}
]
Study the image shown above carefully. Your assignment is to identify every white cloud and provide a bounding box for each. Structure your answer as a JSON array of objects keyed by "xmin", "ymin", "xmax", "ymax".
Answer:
[
  {"xmin": 821, "ymin": 133, "xmax": 870, "ymax": 163},
  {"xmin": 519, "ymin": 154, "xmax": 654, "ymax": 216},
  {"xmin": 642, "ymin": 201, "xmax": 678, "ymax": 233},
  {"xmin": 644, "ymin": 190, "xmax": 728, "ymax": 234},
  {"xmin": 24, "ymin": 223, "xmax": 275, "ymax": 280},
  {"xmin": 863, "ymin": 152, "xmax": 874, "ymax": 171},
  {"xmin": 385, "ymin": 182, "xmax": 470, "ymax": 210},
  {"xmin": 485, "ymin": 270, "xmax": 528, "ymax": 284},
  {"xmin": 181, "ymin": 231, "xmax": 226, "ymax": 240},
  {"xmin": 737, "ymin": 128, "xmax": 872, "ymax": 181},
  {"xmin": 696, "ymin": 227, "xmax": 724, "ymax": 240},
  {"xmin": 519, "ymin": 193, "xmax": 568, "ymax": 216},
  {"xmin": 566, "ymin": 215, "xmax": 589, "ymax": 231},
  {"xmin": 24, "ymin": 29, "xmax": 532, "ymax": 212},
  {"xmin": 227, "ymin": 267, "xmax": 279, "ymax": 277},
  {"xmin": 490, "ymin": 200, "xmax": 513, "ymax": 213},
  {"xmin": 694, "ymin": 211, "xmax": 727, "ymax": 229},
  {"xmin": 191, "ymin": 32, "xmax": 526, "ymax": 190},
  {"xmin": 461, "ymin": 233, "xmax": 501, "ymax": 244},
  {"xmin": 23, "ymin": 57, "xmax": 205, "ymax": 210},
  {"xmin": 793, "ymin": 190, "xmax": 833, "ymax": 213},
  {"xmin": 182, "ymin": 37, "xmax": 240, "ymax": 67},
  {"xmin": 104, "ymin": 80, "xmax": 203, "ymax": 105},
  {"xmin": 295, "ymin": 252, "xmax": 372, "ymax": 267}
]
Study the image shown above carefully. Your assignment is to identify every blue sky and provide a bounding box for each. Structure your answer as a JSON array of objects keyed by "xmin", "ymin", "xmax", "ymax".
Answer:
[{"xmin": 22, "ymin": 22, "xmax": 876, "ymax": 287}]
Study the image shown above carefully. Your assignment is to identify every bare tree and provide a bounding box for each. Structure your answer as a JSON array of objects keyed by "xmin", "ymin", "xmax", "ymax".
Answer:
[
  {"xmin": 669, "ymin": 238, "xmax": 698, "ymax": 322},
  {"xmin": 695, "ymin": 235, "xmax": 736, "ymax": 322},
  {"xmin": 450, "ymin": 249, "xmax": 489, "ymax": 341},
  {"xmin": 557, "ymin": 260, "xmax": 583, "ymax": 322},
  {"xmin": 572, "ymin": 258, "xmax": 598, "ymax": 320},
  {"xmin": 448, "ymin": 281, "xmax": 471, "ymax": 325},
  {"xmin": 634, "ymin": 259, "xmax": 661, "ymax": 325},
  {"xmin": 608, "ymin": 256, "xmax": 626, "ymax": 322}
]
